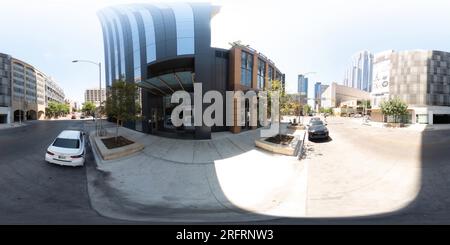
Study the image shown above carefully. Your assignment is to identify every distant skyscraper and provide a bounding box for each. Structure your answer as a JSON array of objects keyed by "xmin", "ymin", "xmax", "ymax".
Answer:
[
  {"xmin": 298, "ymin": 74, "xmax": 309, "ymax": 96},
  {"xmin": 314, "ymin": 82, "xmax": 329, "ymax": 110},
  {"xmin": 343, "ymin": 50, "xmax": 374, "ymax": 92},
  {"xmin": 297, "ymin": 74, "xmax": 309, "ymax": 105},
  {"xmin": 314, "ymin": 83, "xmax": 329, "ymax": 110}
]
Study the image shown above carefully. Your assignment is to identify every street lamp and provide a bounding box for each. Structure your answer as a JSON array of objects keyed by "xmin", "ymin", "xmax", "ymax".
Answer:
[{"xmin": 72, "ymin": 59, "xmax": 104, "ymax": 136}]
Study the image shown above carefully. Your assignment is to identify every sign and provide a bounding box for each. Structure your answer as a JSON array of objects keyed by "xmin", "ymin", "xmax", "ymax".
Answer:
[{"xmin": 372, "ymin": 60, "xmax": 391, "ymax": 95}]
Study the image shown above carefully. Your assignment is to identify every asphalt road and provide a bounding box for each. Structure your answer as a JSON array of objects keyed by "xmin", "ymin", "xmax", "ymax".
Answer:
[
  {"xmin": 0, "ymin": 120, "xmax": 128, "ymax": 224},
  {"xmin": 1, "ymin": 119, "xmax": 450, "ymax": 224}
]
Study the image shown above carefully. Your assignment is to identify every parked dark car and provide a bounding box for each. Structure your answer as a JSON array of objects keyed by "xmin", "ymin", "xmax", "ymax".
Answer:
[
  {"xmin": 71, "ymin": 115, "xmax": 76, "ymax": 120},
  {"xmin": 308, "ymin": 120, "xmax": 329, "ymax": 141}
]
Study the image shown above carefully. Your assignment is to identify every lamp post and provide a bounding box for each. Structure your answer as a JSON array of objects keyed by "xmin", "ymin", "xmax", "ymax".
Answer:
[{"xmin": 72, "ymin": 60, "xmax": 103, "ymax": 136}]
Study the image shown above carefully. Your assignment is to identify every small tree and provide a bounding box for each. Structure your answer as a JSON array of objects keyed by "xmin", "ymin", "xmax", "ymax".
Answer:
[
  {"xmin": 46, "ymin": 101, "xmax": 69, "ymax": 118},
  {"xmin": 82, "ymin": 101, "xmax": 97, "ymax": 117},
  {"xmin": 303, "ymin": 104, "xmax": 312, "ymax": 116},
  {"xmin": 380, "ymin": 98, "xmax": 408, "ymax": 123},
  {"xmin": 105, "ymin": 80, "xmax": 141, "ymax": 141},
  {"xmin": 360, "ymin": 100, "xmax": 371, "ymax": 115},
  {"xmin": 266, "ymin": 80, "xmax": 288, "ymax": 141}
]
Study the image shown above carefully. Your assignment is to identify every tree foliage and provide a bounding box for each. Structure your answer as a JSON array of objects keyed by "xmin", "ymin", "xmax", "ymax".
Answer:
[
  {"xmin": 380, "ymin": 98, "xmax": 408, "ymax": 123},
  {"xmin": 46, "ymin": 101, "xmax": 70, "ymax": 118},
  {"xmin": 303, "ymin": 104, "xmax": 312, "ymax": 115},
  {"xmin": 319, "ymin": 107, "xmax": 333, "ymax": 115},
  {"xmin": 105, "ymin": 80, "xmax": 141, "ymax": 139},
  {"xmin": 82, "ymin": 101, "xmax": 97, "ymax": 116}
]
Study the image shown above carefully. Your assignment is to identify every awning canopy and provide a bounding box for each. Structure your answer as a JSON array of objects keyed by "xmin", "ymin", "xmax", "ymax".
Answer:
[{"xmin": 138, "ymin": 71, "xmax": 195, "ymax": 96}]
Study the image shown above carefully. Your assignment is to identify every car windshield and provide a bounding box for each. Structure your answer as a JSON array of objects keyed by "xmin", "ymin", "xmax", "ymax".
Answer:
[
  {"xmin": 311, "ymin": 121, "xmax": 324, "ymax": 126},
  {"xmin": 53, "ymin": 138, "xmax": 80, "ymax": 149}
]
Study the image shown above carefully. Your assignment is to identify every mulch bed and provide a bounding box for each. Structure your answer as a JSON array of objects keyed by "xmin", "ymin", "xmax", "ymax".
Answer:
[
  {"xmin": 265, "ymin": 135, "xmax": 294, "ymax": 145},
  {"xmin": 101, "ymin": 136, "xmax": 134, "ymax": 149}
]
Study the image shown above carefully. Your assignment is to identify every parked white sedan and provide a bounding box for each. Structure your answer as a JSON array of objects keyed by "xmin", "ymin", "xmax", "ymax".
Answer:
[{"xmin": 45, "ymin": 130, "xmax": 86, "ymax": 167}]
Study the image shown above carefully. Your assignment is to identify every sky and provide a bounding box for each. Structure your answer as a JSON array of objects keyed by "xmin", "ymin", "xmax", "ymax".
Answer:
[{"xmin": 1, "ymin": 0, "xmax": 450, "ymax": 105}]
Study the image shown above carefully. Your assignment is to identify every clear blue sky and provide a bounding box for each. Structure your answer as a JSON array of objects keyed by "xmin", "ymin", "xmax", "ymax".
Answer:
[{"xmin": 1, "ymin": 0, "xmax": 450, "ymax": 105}]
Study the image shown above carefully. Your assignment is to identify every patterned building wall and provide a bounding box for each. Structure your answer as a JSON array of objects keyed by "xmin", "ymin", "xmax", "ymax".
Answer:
[{"xmin": 389, "ymin": 50, "xmax": 450, "ymax": 107}]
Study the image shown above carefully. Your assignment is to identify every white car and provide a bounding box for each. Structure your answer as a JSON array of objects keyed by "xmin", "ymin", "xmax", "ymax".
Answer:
[{"xmin": 45, "ymin": 130, "xmax": 86, "ymax": 167}]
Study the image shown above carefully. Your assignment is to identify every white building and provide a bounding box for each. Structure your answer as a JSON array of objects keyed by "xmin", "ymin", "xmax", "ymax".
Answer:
[
  {"xmin": 321, "ymin": 82, "xmax": 371, "ymax": 109},
  {"xmin": 84, "ymin": 88, "xmax": 105, "ymax": 107},
  {"xmin": 371, "ymin": 50, "xmax": 450, "ymax": 125}
]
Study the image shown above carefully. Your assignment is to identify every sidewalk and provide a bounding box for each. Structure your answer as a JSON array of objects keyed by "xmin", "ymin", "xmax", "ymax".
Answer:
[
  {"xmin": 0, "ymin": 122, "xmax": 27, "ymax": 130},
  {"xmin": 86, "ymin": 123, "xmax": 307, "ymax": 222}
]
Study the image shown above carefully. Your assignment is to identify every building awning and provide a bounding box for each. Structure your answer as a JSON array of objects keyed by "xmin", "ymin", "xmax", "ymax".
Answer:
[{"xmin": 138, "ymin": 71, "xmax": 195, "ymax": 96}]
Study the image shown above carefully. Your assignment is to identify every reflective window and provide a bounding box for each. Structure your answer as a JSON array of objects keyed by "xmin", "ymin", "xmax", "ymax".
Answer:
[
  {"xmin": 241, "ymin": 51, "xmax": 253, "ymax": 87},
  {"xmin": 108, "ymin": 18, "xmax": 119, "ymax": 81},
  {"xmin": 104, "ymin": 8, "xmax": 126, "ymax": 81},
  {"xmin": 257, "ymin": 59, "xmax": 266, "ymax": 89},
  {"xmin": 124, "ymin": 7, "xmax": 142, "ymax": 82},
  {"xmin": 138, "ymin": 9, "xmax": 156, "ymax": 63},
  {"xmin": 170, "ymin": 3, "xmax": 195, "ymax": 55},
  {"xmin": 99, "ymin": 13, "xmax": 112, "ymax": 86},
  {"xmin": 268, "ymin": 66, "xmax": 274, "ymax": 86}
]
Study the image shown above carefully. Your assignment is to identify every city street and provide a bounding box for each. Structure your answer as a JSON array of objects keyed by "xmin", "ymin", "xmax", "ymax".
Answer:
[
  {"xmin": 0, "ymin": 120, "xmax": 127, "ymax": 224},
  {"xmin": 275, "ymin": 116, "xmax": 450, "ymax": 224},
  {"xmin": 1, "ymin": 118, "xmax": 450, "ymax": 224}
]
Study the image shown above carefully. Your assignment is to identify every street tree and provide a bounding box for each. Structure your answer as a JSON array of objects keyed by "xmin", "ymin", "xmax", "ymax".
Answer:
[
  {"xmin": 82, "ymin": 101, "xmax": 96, "ymax": 117},
  {"xmin": 380, "ymin": 98, "xmax": 408, "ymax": 123},
  {"xmin": 105, "ymin": 80, "xmax": 141, "ymax": 141},
  {"xmin": 46, "ymin": 101, "xmax": 69, "ymax": 118},
  {"xmin": 360, "ymin": 100, "xmax": 371, "ymax": 115},
  {"xmin": 303, "ymin": 104, "xmax": 312, "ymax": 116}
]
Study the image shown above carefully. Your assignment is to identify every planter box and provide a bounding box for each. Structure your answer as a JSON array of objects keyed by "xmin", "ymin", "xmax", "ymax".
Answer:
[
  {"xmin": 255, "ymin": 138, "xmax": 296, "ymax": 156},
  {"xmin": 93, "ymin": 135, "xmax": 144, "ymax": 161},
  {"xmin": 385, "ymin": 123, "xmax": 405, "ymax": 128},
  {"xmin": 288, "ymin": 125, "xmax": 306, "ymax": 130}
]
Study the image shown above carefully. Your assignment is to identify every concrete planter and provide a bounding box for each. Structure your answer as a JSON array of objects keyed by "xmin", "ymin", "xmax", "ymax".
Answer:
[
  {"xmin": 385, "ymin": 123, "xmax": 405, "ymax": 128},
  {"xmin": 288, "ymin": 125, "xmax": 306, "ymax": 130},
  {"xmin": 255, "ymin": 138, "xmax": 296, "ymax": 156},
  {"xmin": 92, "ymin": 135, "xmax": 144, "ymax": 161}
]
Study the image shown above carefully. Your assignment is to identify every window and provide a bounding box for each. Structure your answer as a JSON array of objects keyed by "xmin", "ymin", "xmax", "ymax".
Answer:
[
  {"xmin": 268, "ymin": 66, "xmax": 274, "ymax": 88},
  {"xmin": 170, "ymin": 3, "xmax": 195, "ymax": 55},
  {"xmin": 139, "ymin": 9, "xmax": 156, "ymax": 63},
  {"xmin": 241, "ymin": 51, "xmax": 253, "ymax": 87},
  {"xmin": 53, "ymin": 138, "xmax": 80, "ymax": 149},
  {"xmin": 257, "ymin": 59, "xmax": 266, "ymax": 89},
  {"xmin": 125, "ymin": 8, "xmax": 142, "ymax": 82}
]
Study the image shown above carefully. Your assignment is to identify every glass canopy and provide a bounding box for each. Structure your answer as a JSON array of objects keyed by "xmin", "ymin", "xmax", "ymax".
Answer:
[{"xmin": 138, "ymin": 71, "xmax": 195, "ymax": 96}]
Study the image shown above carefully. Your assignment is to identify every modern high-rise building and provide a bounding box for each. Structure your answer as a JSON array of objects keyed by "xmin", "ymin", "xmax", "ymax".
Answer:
[
  {"xmin": 84, "ymin": 88, "xmax": 106, "ymax": 107},
  {"xmin": 314, "ymin": 82, "xmax": 329, "ymax": 110},
  {"xmin": 297, "ymin": 74, "xmax": 308, "ymax": 105},
  {"xmin": 298, "ymin": 75, "xmax": 308, "ymax": 95},
  {"xmin": 343, "ymin": 50, "xmax": 374, "ymax": 92},
  {"xmin": 0, "ymin": 52, "xmax": 65, "ymax": 124},
  {"xmin": 371, "ymin": 50, "xmax": 450, "ymax": 124},
  {"xmin": 97, "ymin": 3, "xmax": 284, "ymax": 139}
]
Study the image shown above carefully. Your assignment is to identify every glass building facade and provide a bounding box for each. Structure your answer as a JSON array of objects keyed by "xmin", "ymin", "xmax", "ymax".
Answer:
[
  {"xmin": 98, "ymin": 3, "xmax": 284, "ymax": 138},
  {"xmin": 344, "ymin": 50, "xmax": 374, "ymax": 92}
]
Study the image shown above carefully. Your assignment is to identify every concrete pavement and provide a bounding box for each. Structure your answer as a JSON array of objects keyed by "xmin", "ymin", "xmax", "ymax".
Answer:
[
  {"xmin": 86, "ymin": 117, "xmax": 450, "ymax": 223},
  {"xmin": 87, "ymin": 124, "xmax": 307, "ymax": 222}
]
